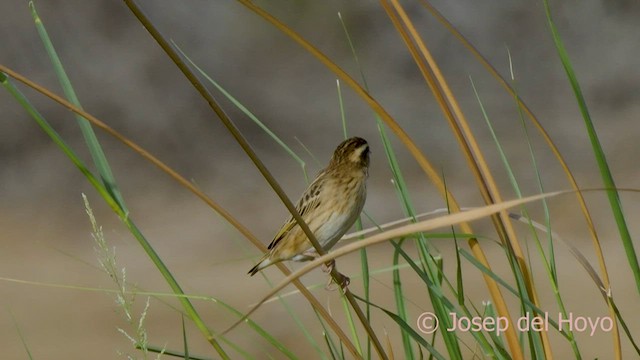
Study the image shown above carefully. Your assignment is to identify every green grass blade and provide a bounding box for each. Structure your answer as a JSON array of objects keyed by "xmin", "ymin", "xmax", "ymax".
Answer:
[
  {"xmin": 322, "ymin": 331, "xmax": 340, "ymax": 360},
  {"xmin": 505, "ymin": 50, "xmax": 558, "ymax": 284},
  {"xmin": 172, "ymin": 41, "xmax": 308, "ymax": 175},
  {"xmin": 458, "ymin": 249, "xmax": 569, "ymax": 340},
  {"xmin": 509, "ymin": 62, "xmax": 581, "ymax": 356},
  {"xmin": 8, "ymin": 310, "xmax": 34, "ymax": 360},
  {"xmin": 145, "ymin": 346, "xmax": 210, "ymax": 360},
  {"xmin": 443, "ymin": 175, "xmax": 464, "ymax": 306},
  {"xmin": 29, "ymin": 1, "xmax": 128, "ymax": 213},
  {"xmin": 340, "ymin": 295, "xmax": 363, "ymax": 357},
  {"xmin": 338, "ymin": 12, "xmax": 462, "ymax": 356},
  {"xmin": 336, "ymin": 79, "xmax": 348, "ymax": 139},
  {"xmin": 469, "ymin": 77, "xmax": 548, "ymax": 357},
  {"xmin": 337, "ymin": 12, "xmax": 369, "ymax": 90},
  {"xmin": 358, "ymin": 223, "xmax": 372, "ymax": 360},
  {"xmin": 259, "ymin": 274, "xmax": 325, "ymax": 358},
  {"xmin": 353, "ymin": 294, "xmax": 446, "ymax": 360},
  {"xmin": 182, "ymin": 315, "xmax": 191, "ymax": 360},
  {"xmin": 336, "ymin": 66, "xmax": 371, "ymax": 360},
  {"xmin": 1, "ymin": 75, "xmax": 121, "ymax": 212},
  {"xmin": 314, "ymin": 312, "xmax": 339, "ymax": 360},
  {"xmin": 389, "ymin": 241, "xmax": 495, "ymax": 358},
  {"xmin": 392, "ymin": 239, "xmax": 415, "ymax": 360},
  {"xmin": 542, "ymin": 0, "xmax": 640, "ymax": 293},
  {"xmin": 608, "ymin": 299, "xmax": 640, "ymax": 355},
  {"xmin": 214, "ymin": 298, "xmax": 298, "ymax": 359},
  {"xmin": 482, "ymin": 303, "xmax": 511, "ymax": 360},
  {"xmin": 338, "ymin": 13, "xmax": 424, "ymax": 359}
]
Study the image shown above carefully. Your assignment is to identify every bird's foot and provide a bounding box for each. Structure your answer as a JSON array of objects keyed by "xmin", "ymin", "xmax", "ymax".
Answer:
[
  {"xmin": 321, "ymin": 259, "xmax": 335, "ymax": 273},
  {"xmin": 302, "ymin": 251, "xmax": 349, "ymax": 291},
  {"xmin": 325, "ymin": 271, "xmax": 350, "ymax": 291}
]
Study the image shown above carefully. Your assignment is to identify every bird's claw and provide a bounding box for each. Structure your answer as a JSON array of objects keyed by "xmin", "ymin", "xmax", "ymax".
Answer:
[
  {"xmin": 321, "ymin": 259, "xmax": 335, "ymax": 274},
  {"xmin": 325, "ymin": 271, "xmax": 350, "ymax": 291}
]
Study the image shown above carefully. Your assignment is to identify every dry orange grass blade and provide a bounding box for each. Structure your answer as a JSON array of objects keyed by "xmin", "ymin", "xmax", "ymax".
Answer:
[
  {"xmin": 416, "ymin": 0, "xmax": 620, "ymax": 356},
  {"xmin": 384, "ymin": 328, "xmax": 396, "ymax": 360},
  {"xmin": 223, "ymin": 191, "xmax": 566, "ymax": 337},
  {"xmin": 379, "ymin": 0, "xmax": 530, "ymax": 356},
  {"xmin": 0, "ymin": 64, "xmax": 362, "ymax": 359},
  {"xmin": 386, "ymin": 0, "xmax": 530, "ymax": 278}
]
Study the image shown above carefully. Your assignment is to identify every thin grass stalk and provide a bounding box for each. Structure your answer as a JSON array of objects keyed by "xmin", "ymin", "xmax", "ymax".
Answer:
[
  {"xmin": 322, "ymin": 331, "xmax": 340, "ymax": 360},
  {"xmin": 353, "ymin": 294, "xmax": 446, "ymax": 360},
  {"xmin": 336, "ymin": 16, "xmax": 410, "ymax": 358},
  {"xmin": 341, "ymin": 296, "xmax": 363, "ymax": 357},
  {"xmin": 337, "ymin": 80, "xmax": 348, "ymax": 140},
  {"xmin": 0, "ymin": 64, "xmax": 357, "ymax": 357},
  {"xmin": 121, "ymin": 1, "xmax": 380, "ymax": 358},
  {"xmin": 383, "ymin": 329, "xmax": 395, "ymax": 360},
  {"xmin": 386, "ymin": 1, "xmax": 557, "ymax": 356},
  {"xmin": 391, "ymin": 243, "xmax": 500, "ymax": 358},
  {"xmin": 540, "ymin": 3, "xmax": 639, "ymax": 285},
  {"xmin": 444, "ymin": 185, "xmax": 465, "ymax": 307},
  {"xmin": 471, "ymin": 80, "xmax": 582, "ymax": 359},
  {"xmin": 8, "ymin": 311, "xmax": 34, "ymax": 360},
  {"xmin": 482, "ymin": 303, "xmax": 510, "ymax": 359},
  {"xmin": 359, "ymin": 243, "xmax": 372, "ymax": 360},
  {"xmin": 384, "ymin": 0, "xmax": 552, "ymax": 354},
  {"xmin": 392, "ymin": 240, "xmax": 415, "ymax": 359},
  {"xmin": 144, "ymin": 346, "xmax": 211, "ymax": 360},
  {"xmin": 216, "ymin": 295, "xmax": 297, "ymax": 360},
  {"xmin": 416, "ymin": 1, "xmax": 621, "ymax": 353},
  {"xmin": 337, "ymin": 16, "xmax": 455, "ymax": 357},
  {"xmin": 336, "ymin": 84, "xmax": 371, "ymax": 359},
  {"xmin": 510, "ymin": 215, "xmax": 640, "ymax": 356},
  {"xmin": 471, "ymin": 78, "xmax": 581, "ymax": 357},
  {"xmin": 509, "ymin": 80, "xmax": 580, "ymax": 357},
  {"xmin": 426, "ymin": 260, "xmax": 460, "ymax": 359},
  {"xmin": 202, "ymin": 294, "xmax": 291, "ymax": 359},
  {"xmin": 375, "ymin": 119, "xmax": 453, "ymax": 357},
  {"xmin": 181, "ymin": 316, "xmax": 190, "ymax": 360},
  {"xmin": 542, "ymin": 2, "xmax": 633, "ymax": 355},
  {"xmin": 260, "ymin": 276, "xmax": 325, "ymax": 358},
  {"xmin": 378, "ymin": 1, "xmax": 525, "ymax": 356},
  {"xmin": 173, "ymin": 45, "xmax": 309, "ymax": 182},
  {"xmin": 505, "ymin": 52, "xmax": 559, "ymax": 284}
]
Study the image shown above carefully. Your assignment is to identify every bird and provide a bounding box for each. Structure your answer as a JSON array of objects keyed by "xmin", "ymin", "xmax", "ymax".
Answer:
[{"xmin": 248, "ymin": 137, "xmax": 370, "ymax": 277}]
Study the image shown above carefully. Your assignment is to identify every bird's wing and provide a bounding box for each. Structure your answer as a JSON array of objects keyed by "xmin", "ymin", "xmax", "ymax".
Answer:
[{"xmin": 267, "ymin": 175, "xmax": 324, "ymax": 250}]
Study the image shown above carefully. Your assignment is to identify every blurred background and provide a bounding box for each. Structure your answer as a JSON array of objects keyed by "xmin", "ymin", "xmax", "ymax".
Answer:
[{"xmin": 1, "ymin": 0, "xmax": 639, "ymax": 358}]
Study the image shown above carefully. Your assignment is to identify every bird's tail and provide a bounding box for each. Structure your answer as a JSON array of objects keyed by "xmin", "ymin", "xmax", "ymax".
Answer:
[{"xmin": 248, "ymin": 255, "xmax": 275, "ymax": 276}]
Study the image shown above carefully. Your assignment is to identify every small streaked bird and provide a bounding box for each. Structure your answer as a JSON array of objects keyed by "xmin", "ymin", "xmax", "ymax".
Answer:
[{"xmin": 248, "ymin": 137, "xmax": 370, "ymax": 277}]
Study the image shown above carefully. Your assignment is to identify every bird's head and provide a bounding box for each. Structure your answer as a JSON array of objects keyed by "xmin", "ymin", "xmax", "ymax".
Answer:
[{"xmin": 331, "ymin": 137, "xmax": 370, "ymax": 168}]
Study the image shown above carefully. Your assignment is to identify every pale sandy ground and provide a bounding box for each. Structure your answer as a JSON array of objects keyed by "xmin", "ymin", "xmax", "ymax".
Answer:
[{"xmin": 2, "ymin": 1, "xmax": 640, "ymax": 359}]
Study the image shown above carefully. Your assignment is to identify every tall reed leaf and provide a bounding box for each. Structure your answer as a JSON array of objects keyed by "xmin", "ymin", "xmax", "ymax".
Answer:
[{"xmin": 542, "ymin": 0, "xmax": 640, "ymax": 293}]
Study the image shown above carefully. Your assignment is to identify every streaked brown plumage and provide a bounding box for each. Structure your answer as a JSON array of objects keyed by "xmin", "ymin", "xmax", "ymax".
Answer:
[{"xmin": 248, "ymin": 137, "xmax": 370, "ymax": 276}]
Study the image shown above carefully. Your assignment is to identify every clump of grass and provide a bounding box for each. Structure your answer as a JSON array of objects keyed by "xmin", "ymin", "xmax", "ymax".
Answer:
[{"xmin": 83, "ymin": 194, "xmax": 163, "ymax": 360}]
